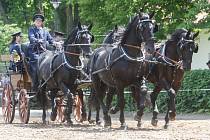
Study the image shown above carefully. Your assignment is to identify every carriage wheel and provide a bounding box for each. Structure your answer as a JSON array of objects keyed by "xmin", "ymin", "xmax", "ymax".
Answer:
[
  {"xmin": 18, "ymin": 89, "xmax": 30, "ymax": 124},
  {"xmin": 1, "ymin": 82, "xmax": 15, "ymax": 123},
  {"xmin": 74, "ymin": 95, "xmax": 82, "ymax": 122},
  {"xmin": 56, "ymin": 97, "xmax": 65, "ymax": 123}
]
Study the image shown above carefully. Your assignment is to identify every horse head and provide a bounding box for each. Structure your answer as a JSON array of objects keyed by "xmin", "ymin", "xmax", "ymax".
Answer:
[
  {"xmin": 176, "ymin": 29, "xmax": 199, "ymax": 70},
  {"xmin": 121, "ymin": 11, "xmax": 157, "ymax": 55},
  {"xmin": 137, "ymin": 11, "xmax": 158, "ymax": 54},
  {"xmin": 64, "ymin": 21, "xmax": 94, "ymax": 57}
]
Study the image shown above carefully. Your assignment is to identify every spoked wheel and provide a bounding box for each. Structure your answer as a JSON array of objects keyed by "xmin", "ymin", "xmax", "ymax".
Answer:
[
  {"xmin": 56, "ymin": 97, "xmax": 66, "ymax": 123},
  {"xmin": 1, "ymin": 82, "xmax": 15, "ymax": 123},
  {"xmin": 18, "ymin": 89, "xmax": 30, "ymax": 124},
  {"xmin": 74, "ymin": 95, "xmax": 82, "ymax": 122}
]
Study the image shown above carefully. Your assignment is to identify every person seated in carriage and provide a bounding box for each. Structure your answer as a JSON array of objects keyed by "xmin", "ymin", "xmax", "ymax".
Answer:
[
  {"xmin": 53, "ymin": 31, "xmax": 65, "ymax": 52},
  {"xmin": 28, "ymin": 13, "xmax": 54, "ymax": 91},
  {"xmin": 9, "ymin": 31, "xmax": 24, "ymax": 72}
]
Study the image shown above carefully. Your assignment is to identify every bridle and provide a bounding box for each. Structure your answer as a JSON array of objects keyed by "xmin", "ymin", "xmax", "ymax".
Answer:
[
  {"xmin": 63, "ymin": 29, "xmax": 93, "ymax": 56},
  {"xmin": 155, "ymin": 37, "xmax": 195, "ymax": 67},
  {"xmin": 136, "ymin": 18, "xmax": 154, "ymax": 42},
  {"xmin": 177, "ymin": 37, "xmax": 194, "ymax": 60}
]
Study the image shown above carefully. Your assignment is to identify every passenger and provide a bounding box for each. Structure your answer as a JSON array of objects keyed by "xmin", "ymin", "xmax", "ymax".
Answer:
[{"xmin": 9, "ymin": 31, "xmax": 23, "ymax": 71}]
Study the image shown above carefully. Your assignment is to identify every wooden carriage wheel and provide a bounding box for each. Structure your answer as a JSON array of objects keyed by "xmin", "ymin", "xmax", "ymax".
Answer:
[
  {"xmin": 56, "ymin": 97, "xmax": 65, "ymax": 123},
  {"xmin": 1, "ymin": 82, "xmax": 15, "ymax": 123},
  {"xmin": 18, "ymin": 89, "xmax": 30, "ymax": 124},
  {"xmin": 74, "ymin": 95, "xmax": 82, "ymax": 122}
]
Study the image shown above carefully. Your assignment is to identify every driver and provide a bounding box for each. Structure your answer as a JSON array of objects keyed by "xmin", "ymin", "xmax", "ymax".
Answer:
[{"xmin": 28, "ymin": 13, "xmax": 54, "ymax": 91}]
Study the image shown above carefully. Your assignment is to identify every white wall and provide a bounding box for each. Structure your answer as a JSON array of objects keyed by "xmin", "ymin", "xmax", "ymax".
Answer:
[{"xmin": 192, "ymin": 29, "xmax": 210, "ymax": 70}]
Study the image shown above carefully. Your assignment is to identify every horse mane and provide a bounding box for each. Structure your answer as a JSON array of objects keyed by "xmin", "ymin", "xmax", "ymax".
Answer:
[
  {"xmin": 120, "ymin": 15, "xmax": 139, "ymax": 45},
  {"xmin": 104, "ymin": 30, "xmax": 114, "ymax": 41},
  {"xmin": 170, "ymin": 28, "xmax": 187, "ymax": 42},
  {"xmin": 64, "ymin": 27, "xmax": 79, "ymax": 45}
]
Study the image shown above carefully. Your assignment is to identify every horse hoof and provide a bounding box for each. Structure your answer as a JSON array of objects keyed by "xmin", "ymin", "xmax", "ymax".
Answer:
[
  {"xmin": 151, "ymin": 119, "xmax": 158, "ymax": 126},
  {"xmin": 50, "ymin": 112, "xmax": 57, "ymax": 121},
  {"xmin": 96, "ymin": 120, "xmax": 101, "ymax": 125},
  {"xmin": 88, "ymin": 120, "xmax": 95, "ymax": 124},
  {"xmin": 164, "ymin": 124, "xmax": 168, "ymax": 129},
  {"xmin": 67, "ymin": 120, "xmax": 73, "ymax": 126},
  {"xmin": 104, "ymin": 116, "xmax": 111, "ymax": 127},
  {"xmin": 137, "ymin": 121, "xmax": 141, "ymax": 128},
  {"xmin": 109, "ymin": 107, "xmax": 119, "ymax": 114},
  {"xmin": 170, "ymin": 117, "xmax": 176, "ymax": 121},
  {"xmin": 134, "ymin": 114, "xmax": 141, "ymax": 121},
  {"xmin": 169, "ymin": 112, "xmax": 176, "ymax": 121},
  {"xmin": 104, "ymin": 122, "xmax": 111, "ymax": 127},
  {"xmin": 120, "ymin": 123, "xmax": 128, "ymax": 130}
]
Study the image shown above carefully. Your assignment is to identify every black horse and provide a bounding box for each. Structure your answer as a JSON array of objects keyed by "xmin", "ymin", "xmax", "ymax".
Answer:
[
  {"xmin": 110, "ymin": 29, "xmax": 199, "ymax": 129},
  {"xmin": 146, "ymin": 29, "xmax": 199, "ymax": 129},
  {"xmin": 87, "ymin": 25, "xmax": 123, "ymax": 124},
  {"xmin": 36, "ymin": 22, "xmax": 94, "ymax": 124},
  {"xmin": 90, "ymin": 12, "xmax": 157, "ymax": 127}
]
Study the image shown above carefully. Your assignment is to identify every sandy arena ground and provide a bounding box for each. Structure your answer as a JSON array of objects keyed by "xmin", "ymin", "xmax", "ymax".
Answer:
[{"xmin": 0, "ymin": 110, "xmax": 210, "ymax": 140}]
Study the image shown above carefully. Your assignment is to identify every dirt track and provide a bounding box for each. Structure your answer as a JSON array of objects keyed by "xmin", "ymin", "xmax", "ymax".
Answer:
[{"xmin": 0, "ymin": 111, "xmax": 210, "ymax": 140}]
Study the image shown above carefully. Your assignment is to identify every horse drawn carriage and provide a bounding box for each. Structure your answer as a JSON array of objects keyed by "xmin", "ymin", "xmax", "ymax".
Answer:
[
  {"xmin": 0, "ymin": 46, "xmax": 87, "ymax": 124},
  {"xmin": 0, "ymin": 54, "xmax": 31, "ymax": 123}
]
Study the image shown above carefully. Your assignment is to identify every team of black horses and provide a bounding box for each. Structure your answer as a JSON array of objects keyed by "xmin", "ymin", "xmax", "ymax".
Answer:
[{"xmin": 35, "ymin": 11, "xmax": 199, "ymax": 129}]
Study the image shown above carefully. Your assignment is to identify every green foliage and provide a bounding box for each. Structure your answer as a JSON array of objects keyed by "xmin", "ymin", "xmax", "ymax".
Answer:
[
  {"xmin": 0, "ymin": 21, "xmax": 27, "ymax": 54},
  {"xmin": 78, "ymin": 0, "xmax": 210, "ymax": 41}
]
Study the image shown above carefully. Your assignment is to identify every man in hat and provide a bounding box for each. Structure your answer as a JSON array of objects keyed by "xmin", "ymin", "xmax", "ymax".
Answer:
[
  {"xmin": 53, "ymin": 31, "xmax": 65, "ymax": 52},
  {"xmin": 28, "ymin": 14, "xmax": 54, "ymax": 91},
  {"xmin": 9, "ymin": 31, "xmax": 23, "ymax": 71},
  {"xmin": 54, "ymin": 31, "xmax": 65, "ymax": 41}
]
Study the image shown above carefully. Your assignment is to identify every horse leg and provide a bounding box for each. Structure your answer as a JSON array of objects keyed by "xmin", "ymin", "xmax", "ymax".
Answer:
[
  {"xmin": 60, "ymin": 83, "xmax": 73, "ymax": 125},
  {"xmin": 40, "ymin": 92, "xmax": 48, "ymax": 124},
  {"xmin": 37, "ymin": 82, "xmax": 48, "ymax": 124},
  {"xmin": 115, "ymin": 87, "xmax": 126, "ymax": 128},
  {"xmin": 78, "ymin": 89, "xmax": 87, "ymax": 122},
  {"xmin": 88, "ymin": 88, "xmax": 94, "ymax": 124},
  {"xmin": 107, "ymin": 87, "xmax": 118, "ymax": 114},
  {"xmin": 164, "ymin": 99, "xmax": 170, "ymax": 129},
  {"xmin": 50, "ymin": 91, "xmax": 57, "ymax": 121},
  {"xmin": 134, "ymin": 83, "xmax": 148, "ymax": 128},
  {"xmin": 96, "ymin": 104, "xmax": 101, "ymax": 125},
  {"xmin": 164, "ymin": 88, "xmax": 176, "ymax": 129},
  {"xmin": 150, "ymin": 86, "xmax": 162, "ymax": 126},
  {"xmin": 92, "ymin": 76, "xmax": 111, "ymax": 127}
]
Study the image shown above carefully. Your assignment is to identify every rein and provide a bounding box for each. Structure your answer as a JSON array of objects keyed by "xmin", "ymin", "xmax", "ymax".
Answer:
[
  {"xmin": 124, "ymin": 44, "xmax": 142, "ymax": 50},
  {"xmin": 155, "ymin": 43, "xmax": 182, "ymax": 67},
  {"xmin": 64, "ymin": 51, "xmax": 80, "ymax": 56},
  {"xmin": 155, "ymin": 51, "xmax": 181, "ymax": 66}
]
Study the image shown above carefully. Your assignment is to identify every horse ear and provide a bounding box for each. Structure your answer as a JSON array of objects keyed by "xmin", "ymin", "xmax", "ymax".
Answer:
[
  {"xmin": 91, "ymin": 35, "xmax": 94, "ymax": 43},
  {"xmin": 193, "ymin": 31, "xmax": 199, "ymax": 39},
  {"xmin": 186, "ymin": 29, "xmax": 191, "ymax": 38},
  {"xmin": 153, "ymin": 23, "xmax": 158, "ymax": 33},
  {"xmin": 114, "ymin": 25, "xmax": 118, "ymax": 31},
  {"xmin": 88, "ymin": 23, "xmax": 93, "ymax": 31},
  {"xmin": 149, "ymin": 11, "xmax": 155, "ymax": 19},
  {"xmin": 138, "ymin": 12, "xmax": 143, "ymax": 17},
  {"xmin": 78, "ymin": 21, "xmax": 82, "ymax": 30},
  {"xmin": 194, "ymin": 43, "xmax": 199, "ymax": 53}
]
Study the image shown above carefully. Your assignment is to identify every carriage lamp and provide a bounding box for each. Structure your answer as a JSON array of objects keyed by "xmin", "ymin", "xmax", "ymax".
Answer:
[{"xmin": 50, "ymin": 0, "xmax": 61, "ymax": 9}]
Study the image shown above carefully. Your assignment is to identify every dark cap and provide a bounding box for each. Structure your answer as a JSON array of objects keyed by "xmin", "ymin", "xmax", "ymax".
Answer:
[
  {"xmin": 54, "ymin": 31, "xmax": 65, "ymax": 37},
  {"xmin": 33, "ymin": 14, "xmax": 45, "ymax": 22},
  {"xmin": 11, "ymin": 31, "xmax": 22, "ymax": 37}
]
